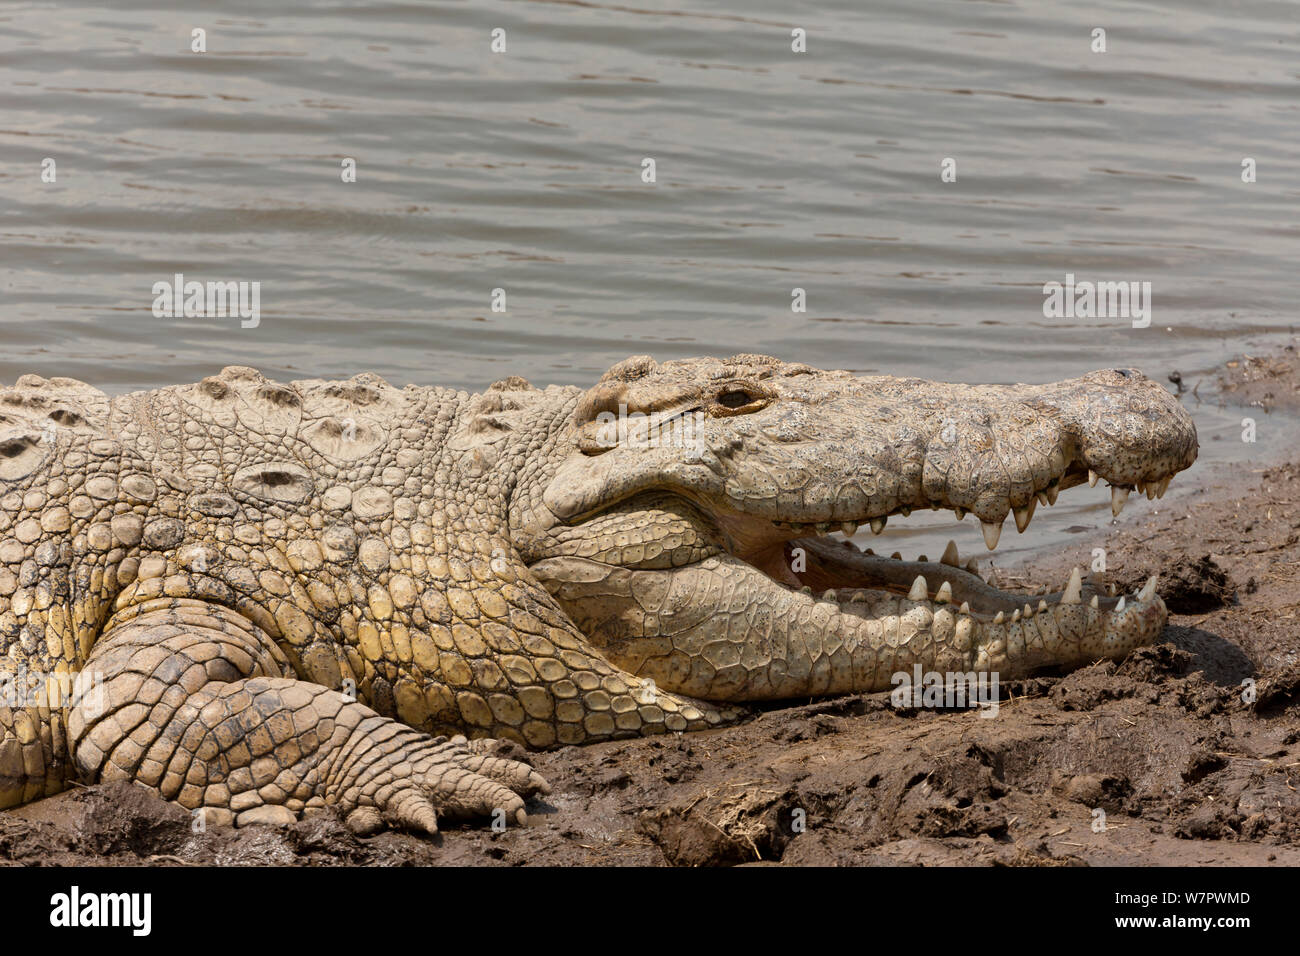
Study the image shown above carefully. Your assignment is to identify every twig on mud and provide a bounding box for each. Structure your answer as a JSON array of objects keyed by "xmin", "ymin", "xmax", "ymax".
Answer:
[
  {"xmin": 682, "ymin": 789, "xmax": 714, "ymax": 815},
  {"xmin": 1213, "ymin": 752, "xmax": 1271, "ymax": 761},
  {"xmin": 701, "ymin": 815, "xmax": 761, "ymax": 861}
]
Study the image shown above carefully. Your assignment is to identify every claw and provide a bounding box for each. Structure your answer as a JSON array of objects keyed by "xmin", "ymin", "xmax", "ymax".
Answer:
[
  {"xmin": 345, "ymin": 806, "xmax": 385, "ymax": 836},
  {"xmin": 387, "ymin": 792, "xmax": 441, "ymax": 835}
]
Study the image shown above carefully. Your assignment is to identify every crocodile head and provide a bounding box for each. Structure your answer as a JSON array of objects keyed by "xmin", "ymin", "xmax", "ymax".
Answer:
[{"xmin": 519, "ymin": 354, "xmax": 1198, "ymax": 702}]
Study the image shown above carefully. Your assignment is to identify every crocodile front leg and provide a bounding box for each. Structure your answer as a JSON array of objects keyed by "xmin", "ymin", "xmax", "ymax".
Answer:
[{"xmin": 67, "ymin": 598, "xmax": 548, "ymax": 833}]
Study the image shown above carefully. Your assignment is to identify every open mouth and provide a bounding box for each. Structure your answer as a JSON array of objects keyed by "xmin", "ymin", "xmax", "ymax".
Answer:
[
  {"xmin": 686, "ymin": 452, "xmax": 1177, "ymax": 627},
  {"xmin": 530, "ymin": 463, "xmax": 1177, "ymax": 697},
  {"xmin": 739, "ymin": 530, "xmax": 1156, "ymax": 623}
]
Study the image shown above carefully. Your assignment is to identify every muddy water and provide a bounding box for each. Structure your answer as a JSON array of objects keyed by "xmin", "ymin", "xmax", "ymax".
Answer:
[{"xmin": 2, "ymin": 0, "xmax": 1297, "ymax": 563}]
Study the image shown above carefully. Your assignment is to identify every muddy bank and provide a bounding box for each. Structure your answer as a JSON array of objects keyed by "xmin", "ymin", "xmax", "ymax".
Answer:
[{"xmin": 4, "ymin": 350, "xmax": 1299, "ymax": 867}]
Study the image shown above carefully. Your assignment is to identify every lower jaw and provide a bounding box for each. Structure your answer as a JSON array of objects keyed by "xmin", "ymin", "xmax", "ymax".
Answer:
[{"xmin": 531, "ymin": 549, "xmax": 1169, "ymax": 703}]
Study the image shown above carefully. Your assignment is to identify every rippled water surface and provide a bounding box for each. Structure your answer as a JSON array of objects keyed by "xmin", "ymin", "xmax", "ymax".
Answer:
[{"xmin": 2, "ymin": 0, "xmax": 1297, "ymax": 559}]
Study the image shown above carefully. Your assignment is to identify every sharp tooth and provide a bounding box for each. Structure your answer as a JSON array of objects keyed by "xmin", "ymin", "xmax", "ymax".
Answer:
[
  {"xmin": 1143, "ymin": 482, "xmax": 1156, "ymax": 500},
  {"xmin": 993, "ymin": 611, "xmax": 1004, "ymax": 625},
  {"xmin": 822, "ymin": 589, "xmax": 837, "ymax": 601},
  {"xmin": 959, "ymin": 601, "xmax": 970, "ymax": 615},
  {"xmin": 1138, "ymin": 574, "xmax": 1158, "ymax": 601},
  {"xmin": 851, "ymin": 590, "xmax": 868, "ymax": 602},
  {"xmin": 1045, "ymin": 485, "xmax": 1059, "ymax": 506},
  {"xmin": 1115, "ymin": 596, "xmax": 1126, "ymax": 612},
  {"xmin": 965, "ymin": 557, "xmax": 980, "ymax": 574},
  {"xmin": 1061, "ymin": 566, "xmax": 1083, "ymax": 605},
  {"xmin": 1155, "ymin": 476, "xmax": 1171, "ymax": 498},
  {"xmin": 935, "ymin": 581, "xmax": 953, "ymax": 604},
  {"xmin": 1088, "ymin": 470, "xmax": 1100, "ymax": 487},
  {"xmin": 870, "ymin": 517, "xmax": 887, "ymax": 535},
  {"xmin": 908, "ymin": 575, "xmax": 928, "ymax": 601},
  {"xmin": 1012, "ymin": 609, "xmax": 1022, "ymax": 622},
  {"xmin": 1111, "ymin": 485, "xmax": 1130, "ymax": 516},
  {"xmin": 899, "ymin": 507, "xmax": 912, "ymax": 517},
  {"xmin": 954, "ymin": 506, "xmax": 966, "ymax": 521},
  {"xmin": 1036, "ymin": 491, "xmax": 1050, "ymax": 507},
  {"xmin": 1089, "ymin": 595, "xmax": 1099, "ymax": 609},
  {"xmin": 841, "ymin": 520, "xmax": 858, "ymax": 535},
  {"xmin": 981, "ymin": 519, "xmax": 1003, "ymax": 550},
  {"xmin": 1022, "ymin": 603, "xmax": 1032, "ymax": 619},
  {"xmin": 1038, "ymin": 599, "xmax": 1049, "ymax": 615},
  {"xmin": 1107, "ymin": 583, "xmax": 1116, "ymax": 596},
  {"xmin": 864, "ymin": 548, "xmax": 874, "ymax": 555},
  {"xmin": 800, "ymin": 586, "xmax": 812, "ymax": 594},
  {"xmin": 918, "ymin": 555, "xmax": 928, "ymax": 562},
  {"xmin": 891, "ymin": 551, "xmax": 902, "ymax": 560},
  {"xmin": 1013, "ymin": 498, "xmax": 1037, "ymax": 533},
  {"xmin": 941, "ymin": 540, "xmax": 960, "ymax": 567}
]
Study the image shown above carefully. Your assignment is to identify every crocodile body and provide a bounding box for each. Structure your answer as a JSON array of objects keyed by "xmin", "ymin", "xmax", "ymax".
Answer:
[{"xmin": 0, "ymin": 356, "xmax": 1196, "ymax": 832}]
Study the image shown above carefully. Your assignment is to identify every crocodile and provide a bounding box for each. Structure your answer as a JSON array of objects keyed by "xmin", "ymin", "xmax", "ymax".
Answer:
[{"xmin": 0, "ymin": 355, "xmax": 1196, "ymax": 833}]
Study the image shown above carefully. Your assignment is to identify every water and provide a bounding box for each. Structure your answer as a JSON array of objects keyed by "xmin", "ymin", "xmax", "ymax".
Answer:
[{"xmin": 2, "ymin": 0, "xmax": 1297, "ymax": 562}]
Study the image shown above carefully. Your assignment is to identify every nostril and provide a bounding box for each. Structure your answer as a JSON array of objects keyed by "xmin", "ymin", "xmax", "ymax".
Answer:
[{"xmin": 1112, "ymin": 369, "xmax": 1133, "ymax": 378}]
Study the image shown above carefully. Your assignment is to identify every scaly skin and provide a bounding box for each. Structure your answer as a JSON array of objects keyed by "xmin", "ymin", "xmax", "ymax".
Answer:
[{"xmin": 0, "ymin": 356, "xmax": 1197, "ymax": 833}]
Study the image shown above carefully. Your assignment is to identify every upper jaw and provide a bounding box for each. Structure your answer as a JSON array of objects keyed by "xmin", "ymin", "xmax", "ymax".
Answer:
[
  {"xmin": 544, "ymin": 369, "xmax": 1198, "ymax": 543},
  {"xmin": 709, "ymin": 453, "xmax": 1180, "ymax": 564}
]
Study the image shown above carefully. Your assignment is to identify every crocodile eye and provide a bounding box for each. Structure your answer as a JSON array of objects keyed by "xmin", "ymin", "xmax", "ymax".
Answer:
[{"xmin": 716, "ymin": 389, "xmax": 755, "ymax": 409}]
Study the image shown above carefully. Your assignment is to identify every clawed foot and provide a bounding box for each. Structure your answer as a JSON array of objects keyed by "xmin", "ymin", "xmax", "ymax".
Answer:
[{"xmin": 339, "ymin": 734, "xmax": 550, "ymax": 837}]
